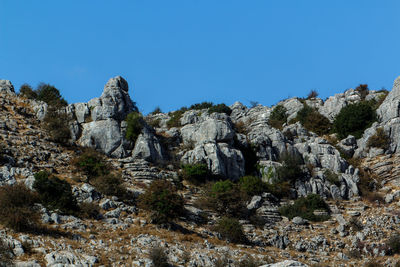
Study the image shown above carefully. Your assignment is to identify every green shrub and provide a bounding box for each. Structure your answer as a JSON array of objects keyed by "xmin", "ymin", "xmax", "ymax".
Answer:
[
  {"xmin": 213, "ymin": 217, "xmax": 246, "ymax": 243},
  {"xmin": 276, "ymin": 153, "xmax": 305, "ymax": 183},
  {"xmin": 181, "ymin": 163, "xmax": 209, "ymax": 184},
  {"xmin": 189, "ymin": 101, "xmax": 213, "ymax": 110},
  {"xmin": 150, "ymin": 106, "xmax": 162, "ymax": 115},
  {"xmin": 79, "ymin": 202, "xmax": 101, "ymax": 220},
  {"xmin": 91, "ymin": 174, "xmax": 128, "ymax": 200},
  {"xmin": 367, "ymin": 127, "xmax": 390, "ymax": 150},
  {"xmin": 36, "ymin": 83, "xmax": 67, "ymax": 107},
  {"xmin": 268, "ymin": 105, "xmax": 287, "ymax": 130},
  {"xmin": 149, "ymin": 246, "xmax": 169, "ymax": 267},
  {"xmin": 125, "ymin": 112, "xmax": 144, "ymax": 144},
  {"xmin": 387, "ymin": 233, "xmax": 400, "ymax": 255},
  {"xmin": 33, "ymin": 171, "xmax": 77, "ymax": 214},
  {"xmin": 166, "ymin": 108, "xmax": 187, "ymax": 128},
  {"xmin": 295, "ymin": 104, "xmax": 331, "ymax": 136},
  {"xmin": 43, "ymin": 107, "xmax": 71, "ymax": 144},
  {"xmin": 333, "ymin": 101, "xmax": 377, "ymax": 139},
  {"xmin": 19, "ymin": 83, "xmax": 37, "ymax": 99},
  {"xmin": 201, "ymin": 180, "xmax": 244, "ymax": 216},
  {"xmin": 264, "ymin": 181, "xmax": 292, "ymax": 199},
  {"xmin": 138, "ymin": 180, "xmax": 184, "ymax": 224},
  {"xmin": 239, "ymin": 176, "xmax": 266, "ymax": 198},
  {"xmin": 72, "ymin": 148, "xmax": 110, "ymax": 182},
  {"xmin": 0, "ymin": 184, "xmax": 39, "ymax": 232},
  {"xmin": 208, "ymin": 103, "xmax": 232, "ymax": 115},
  {"xmin": 279, "ymin": 194, "xmax": 330, "ymax": 221},
  {"xmin": 324, "ymin": 169, "xmax": 340, "ymax": 186}
]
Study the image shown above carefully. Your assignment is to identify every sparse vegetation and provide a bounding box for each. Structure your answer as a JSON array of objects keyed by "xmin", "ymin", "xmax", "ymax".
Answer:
[
  {"xmin": 276, "ymin": 152, "xmax": 305, "ymax": 183},
  {"xmin": 367, "ymin": 127, "xmax": 390, "ymax": 150},
  {"xmin": 355, "ymin": 84, "xmax": 369, "ymax": 100},
  {"xmin": 279, "ymin": 194, "xmax": 330, "ymax": 221},
  {"xmin": 0, "ymin": 184, "xmax": 40, "ymax": 232},
  {"xmin": 125, "ymin": 111, "xmax": 144, "ymax": 144},
  {"xmin": 19, "ymin": 83, "xmax": 37, "ymax": 99},
  {"xmin": 387, "ymin": 233, "xmax": 400, "ymax": 255},
  {"xmin": 150, "ymin": 106, "xmax": 162, "ymax": 115},
  {"xmin": 149, "ymin": 246, "xmax": 169, "ymax": 267},
  {"xmin": 213, "ymin": 216, "xmax": 246, "ymax": 244},
  {"xmin": 189, "ymin": 101, "xmax": 213, "ymax": 110},
  {"xmin": 79, "ymin": 202, "xmax": 101, "ymax": 220},
  {"xmin": 138, "ymin": 180, "xmax": 184, "ymax": 224},
  {"xmin": 348, "ymin": 217, "xmax": 363, "ymax": 232},
  {"xmin": 333, "ymin": 101, "xmax": 377, "ymax": 139},
  {"xmin": 33, "ymin": 171, "xmax": 78, "ymax": 214},
  {"xmin": 181, "ymin": 163, "xmax": 209, "ymax": 184},
  {"xmin": 36, "ymin": 83, "xmax": 68, "ymax": 107},
  {"xmin": 294, "ymin": 104, "xmax": 332, "ymax": 135},
  {"xmin": 208, "ymin": 103, "xmax": 232, "ymax": 115},
  {"xmin": 200, "ymin": 180, "xmax": 244, "ymax": 217},
  {"xmin": 307, "ymin": 90, "xmax": 319, "ymax": 99},
  {"xmin": 43, "ymin": 106, "xmax": 71, "ymax": 144},
  {"xmin": 324, "ymin": 169, "xmax": 340, "ymax": 187},
  {"xmin": 92, "ymin": 173, "xmax": 128, "ymax": 200},
  {"xmin": 72, "ymin": 148, "xmax": 110, "ymax": 182},
  {"xmin": 236, "ymin": 255, "xmax": 259, "ymax": 267},
  {"xmin": 167, "ymin": 108, "xmax": 187, "ymax": 128},
  {"xmin": 268, "ymin": 105, "xmax": 287, "ymax": 130},
  {"xmin": 0, "ymin": 238, "xmax": 13, "ymax": 267},
  {"xmin": 239, "ymin": 176, "xmax": 266, "ymax": 199}
]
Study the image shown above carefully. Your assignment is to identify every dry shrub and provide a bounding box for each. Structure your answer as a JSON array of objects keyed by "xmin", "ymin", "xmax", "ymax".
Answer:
[
  {"xmin": 79, "ymin": 202, "xmax": 101, "ymax": 220},
  {"xmin": 92, "ymin": 174, "xmax": 128, "ymax": 200},
  {"xmin": 149, "ymin": 246, "xmax": 169, "ymax": 267},
  {"xmin": 0, "ymin": 184, "xmax": 40, "ymax": 232},
  {"xmin": 367, "ymin": 127, "xmax": 390, "ymax": 150}
]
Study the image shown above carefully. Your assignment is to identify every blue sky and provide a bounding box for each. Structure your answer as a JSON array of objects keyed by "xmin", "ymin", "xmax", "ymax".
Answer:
[{"xmin": 1, "ymin": 1, "xmax": 400, "ymax": 114}]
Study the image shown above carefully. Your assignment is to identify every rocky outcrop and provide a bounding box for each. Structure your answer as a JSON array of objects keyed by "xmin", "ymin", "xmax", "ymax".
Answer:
[
  {"xmin": 0, "ymin": 80, "xmax": 15, "ymax": 95},
  {"xmin": 64, "ymin": 76, "xmax": 164, "ymax": 160}
]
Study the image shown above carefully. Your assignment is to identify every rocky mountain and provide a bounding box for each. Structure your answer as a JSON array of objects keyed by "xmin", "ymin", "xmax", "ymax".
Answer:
[{"xmin": 1, "ymin": 76, "xmax": 400, "ymax": 266}]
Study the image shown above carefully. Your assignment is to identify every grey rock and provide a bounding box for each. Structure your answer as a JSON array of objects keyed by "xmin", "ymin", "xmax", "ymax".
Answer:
[
  {"xmin": 132, "ymin": 126, "xmax": 164, "ymax": 162},
  {"xmin": 78, "ymin": 119, "xmax": 128, "ymax": 158},
  {"xmin": 247, "ymin": 195, "xmax": 263, "ymax": 210},
  {"xmin": 14, "ymin": 261, "xmax": 41, "ymax": 267},
  {"xmin": 0, "ymin": 80, "xmax": 15, "ymax": 95},
  {"xmin": 100, "ymin": 199, "xmax": 117, "ymax": 210},
  {"xmin": 292, "ymin": 216, "xmax": 308, "ymax": 225},
  {"xmin": 181, "ymin": 142, "xmax": 244, "ymax": 180},
  {"xmin": 377, "ymin": 76, "xmax": 400, "ymax": 123},
  {"xmin": 268, "ymin": 234, "xmax": 290, "ymax": 249},
  {"xmin": 260, "ymin": 260, "xmax": 309, "ymax": 267},
  {"xmin": 104, "ymin": 208, "xmax": 121, "ymax": 218},
  {"xmin": 45, "ymin": 251, "xmax": 97, "ymax": 266},
  {"xmin": 90, "ymin": 76, "xmax": 136, "ymax": 121}
]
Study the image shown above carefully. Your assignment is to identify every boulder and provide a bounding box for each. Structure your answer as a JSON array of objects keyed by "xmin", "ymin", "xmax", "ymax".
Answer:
[
  {"xmin": 260, "ymin": 260, "xmax": 309, "ymax": 267},
  {"xmin": 181, "ymin": 142, "xmax": 244, "ymax": 180}
]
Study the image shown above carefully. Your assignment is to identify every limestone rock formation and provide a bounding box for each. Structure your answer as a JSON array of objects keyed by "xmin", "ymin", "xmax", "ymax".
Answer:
[{"xmin": 65, "ymin": 76, "xmax": 164, "ymax": 160}]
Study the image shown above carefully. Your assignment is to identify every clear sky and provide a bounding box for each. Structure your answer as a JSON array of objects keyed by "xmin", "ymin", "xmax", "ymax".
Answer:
[{"xmin": 1, "ymin": 1, "xmax": 400, "ymax": 114}]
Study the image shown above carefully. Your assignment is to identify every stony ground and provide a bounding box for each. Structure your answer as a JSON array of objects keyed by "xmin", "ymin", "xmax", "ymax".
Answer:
[{"xmin": 2, "ymin": 91, "xmax": 400, "ymax": 267}]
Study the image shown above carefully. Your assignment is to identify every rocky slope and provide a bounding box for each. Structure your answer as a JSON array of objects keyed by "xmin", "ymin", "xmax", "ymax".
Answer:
[{"xmin": 1, "ymin": 76, "xmax": 400, "ymax": 266}]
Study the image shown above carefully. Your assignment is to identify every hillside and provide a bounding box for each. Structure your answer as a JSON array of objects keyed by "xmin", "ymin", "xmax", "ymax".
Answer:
[{"xmin": 1, "ymin": 77, "xmax": 400, "ymax": 266}]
